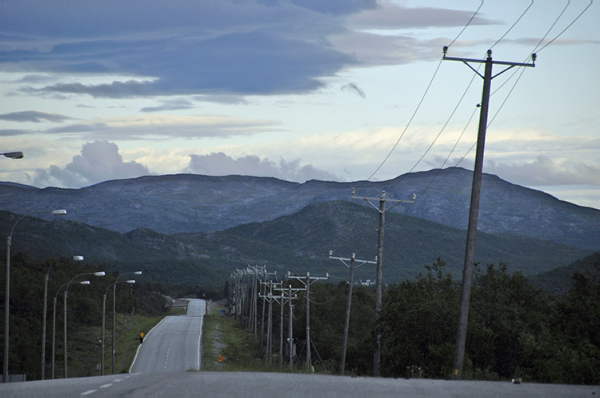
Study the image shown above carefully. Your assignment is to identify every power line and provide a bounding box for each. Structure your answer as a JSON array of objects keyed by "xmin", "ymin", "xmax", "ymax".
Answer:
[
  {"xmin": 535, "ymin": 0, "xmax": 593, "ymax": 53},
  {"xmin": 490, "ymin": 0, "xmax": 535, "ymax": 49},
  {"xmin": 531, "ymin": 0, "xmax": 572, "ymax": 54},
  {"xmin": 447, "ymin": 1, "xmax": 485, "ymax": 48},
  {"xmin": 390, "ymin": 68, "xmax": 479, "ymax": 190},
  {"xmin": 362, "ymin": 58, "xmax": 444, "ymax": 184}
]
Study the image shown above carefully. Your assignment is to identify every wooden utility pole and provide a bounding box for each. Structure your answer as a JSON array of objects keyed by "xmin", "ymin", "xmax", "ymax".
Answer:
[
  {"xmin": 353, "ymin": 190, "xmax": 415, "ymax": 377},
  {"xmin": 329, "ymin": 252, "xmax": 376, "ymax": 375},
  {"xmin": 287, "ymin": 272, "xmax": 328, "ymax": 374},
  {"xmin": 442, "ymin": 47, "xmax": 535, "ymax": 379},
  {"xmin": 274, "ymin": 284, "xmax": 302, "ymax": 370}
]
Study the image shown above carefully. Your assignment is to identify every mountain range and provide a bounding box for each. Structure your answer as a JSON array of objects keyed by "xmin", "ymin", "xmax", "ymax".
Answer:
[
  {"xmin": 0, "ymin": 167, "xmax": 598, "ymax": 250},
  {"xmin": 1, "ymin": 167, "xmax": 598, "ymax": 288}
]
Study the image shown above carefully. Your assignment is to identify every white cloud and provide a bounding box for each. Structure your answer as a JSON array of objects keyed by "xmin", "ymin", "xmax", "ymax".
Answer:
[
  {"xmin": 32, "ymin": 141, "xmax": 150, "ymax": 188},
  {"xmin": 184, "ymin": 152, "xmax": 340, "ymax": 182},
  {"xmin": 486, "ymin": 155, "xmax": 600, "ymax": 187},
  {"xmin": 43, "ymin": 114, "xmax": 282, "ymax": 140}
]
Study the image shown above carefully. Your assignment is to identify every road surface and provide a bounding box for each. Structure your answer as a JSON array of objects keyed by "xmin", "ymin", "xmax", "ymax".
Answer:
[
  {"xmin": 0, "ymin": 371, "xmax": 597, "ymax": 397},
  {"xmin": 130, "ymin": 299, "xmax": 206, "ymax": 373}
]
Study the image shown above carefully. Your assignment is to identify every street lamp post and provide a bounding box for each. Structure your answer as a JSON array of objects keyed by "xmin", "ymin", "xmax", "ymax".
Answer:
[
  {"xmin": 4, "ymin": 208, "xmax": 67, "ymax": 383},
  {"xmin": 111, "ymin": 271, "xmax": 142, "ymax": 373},
  {"xmin": 64, "ymin": 271, "xmax": 105, "ymax": 378},
  {"xmin": 41, "ymin": 256, "xmax": 83, "ymax": 380},
  {"xmin": 102, "ymin": 279, "xmax": 136, "ymax": 375},
  {"xmin": 51, "ymin": 280, "xmax": 89, "ymax": 379}
]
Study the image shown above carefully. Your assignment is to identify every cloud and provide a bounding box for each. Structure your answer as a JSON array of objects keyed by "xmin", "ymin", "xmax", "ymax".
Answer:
[
  {"xmin": 140, "ymin": 99, "xmax": 195, "ymax": 113},
  {"xmin": 0, "ymin": 129, "xmax": 32, "ymax": 136},
  {"xmin": 341, "ymin": 83, "xmax": 366, "ymax": 98},
  {"xmin": 29, "ymin": 81, "xmax": 158, "ymax": 99},
  {"xmin": 0, "ymin": 1, "xmax": 498, "ymax": 98},
  {"xmin": 0, "ymin": 110, "xmax": 74, "ymax": 123},
  {"xmin": 184, "ymin": 152, "xmax": 340, "ymax": 182},
  {"xmin": 346, "ymin": 1, "xmax": 498, "ymax": 30},
  {"xmin": 32, "ymin": 141, "xmax": 150, "ymax": 188},
  {"xmin": 486, "ymin": 155, "xmax": 600, "ymax": 187},
  {"xmin": 192, "ymin": 95, "xmax": 249, "ymax": 105},
  {"xmin": 43, "ymin": 114, "xmax": 281, "ymax": 140}
]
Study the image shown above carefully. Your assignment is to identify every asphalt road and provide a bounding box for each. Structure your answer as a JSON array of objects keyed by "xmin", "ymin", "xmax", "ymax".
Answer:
[
  {"xmin": 129, "ymin": 298, "xmax": 206, "ymax": 373},
  {"xmin": 0, "ymin": 371, "xmax": 597, "ymax": 397}
]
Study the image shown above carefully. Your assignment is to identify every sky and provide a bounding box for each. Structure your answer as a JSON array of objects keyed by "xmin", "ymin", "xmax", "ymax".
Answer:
[{"xmin": 0, "ymin": 0, "xmax": 599, "ymax": 209}]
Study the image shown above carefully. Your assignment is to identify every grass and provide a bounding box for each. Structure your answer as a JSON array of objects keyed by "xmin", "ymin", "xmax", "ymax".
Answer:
[{"xmin": 201, "ymin": 302, "xmax": 299, "ymax": 373}]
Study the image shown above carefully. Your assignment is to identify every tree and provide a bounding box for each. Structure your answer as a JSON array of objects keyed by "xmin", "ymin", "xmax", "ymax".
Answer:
[{"xmin": 380, "ymin": 258, "xmax": 460, "ymax": 378}]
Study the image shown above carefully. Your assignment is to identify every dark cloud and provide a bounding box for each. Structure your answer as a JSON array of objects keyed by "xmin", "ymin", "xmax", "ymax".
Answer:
[
  {"xmin": 35, "ymin": 81, "xmax": 158, "ymax": 99},
  {"xmin": 43, "ymin": 115, "xmax": 281, "ymax": 140},
  {"xmin": 0, "ymin": 110, "xmax": 74, "ymax": 123},
  {"xmin": 347, "ymin": 4, "xmax": 498, "ymax": 30},
  {"xmin": 45, "ymin": 123, "xmax": 102, "ymax": 134},
  {"xmin": 0, "ymin": 129, "xmax": 32, "ymax": 136},
  {"xmin": 185, "ymin": 152, "xmax": 340, "ymax": 182},
  {"xmin": 32, "ymin": 141, "xmax": 150, "ymax": 188},
  {"xmin": 341, "ymin": 83, "xmax": 366, "ymax": 98},
  {"xmin": 0, "ymin": 1, "xmax": 495, "ymax": 98},
  {"xmin": 140, "ymin": 99, "xmax": 195, "ymax": 113},
  {"xmin": 291, "ymin": 0, "xmax": 377, "ymax": 15}
]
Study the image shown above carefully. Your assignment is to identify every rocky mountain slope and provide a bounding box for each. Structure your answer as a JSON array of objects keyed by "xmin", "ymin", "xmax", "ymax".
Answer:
[{"xmin": 1, "ymin": 167, "xmax": 598, "ymax": 250}]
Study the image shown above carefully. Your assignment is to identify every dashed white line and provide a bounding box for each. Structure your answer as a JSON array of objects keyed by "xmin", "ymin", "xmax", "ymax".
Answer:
[
  {"xmin": 100, "ymin": 383, "xmax": 113, "ymax": 388},
  {"xmin": 81, "ymin": 390, "xmax": 97, "ymax": 396}
]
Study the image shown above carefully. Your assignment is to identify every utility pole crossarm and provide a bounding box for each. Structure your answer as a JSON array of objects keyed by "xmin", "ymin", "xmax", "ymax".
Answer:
[
  {"xmin": 329, "ymin": 253, "xmax": 377, "ymax": 268},
  {"xmin": 442, "ymin": 47, "xmax": 535, "ymax": 80},
  {"xmin": 352, "ymin": 191, "xmax": 416, "ymax": 214}
]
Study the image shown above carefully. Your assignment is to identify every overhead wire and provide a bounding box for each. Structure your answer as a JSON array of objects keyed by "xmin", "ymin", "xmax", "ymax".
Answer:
[
  {"xmin": 361, "ymin": 1, "xmax": 485, "ymax": 185},
  {"xmin": 535, "ymin": 0, "xmax": 593, "ymax": 53},
  {"xmin": 329, "ymin": 0, "xmax": 594, "ymax": 263},
  {"xmin": 447, "ymin": 1, "xmax": 485, "ymax": 48},
  {"xmin": 389, "ymin": 71, "xmax": 479, "ymax": 191},
  {"xmin": 490, "ymin": 0, "xmax": 535, "ymax": 50},
  {"xmin": 329, "ymin": 2, "xmax": 487, "ymax": 258},
  {"xmin": 381, "ymin": 0, "xmax": 541, "ymax": 241},
  {"xmin": 490, "ymin": 0, "xmax": 571, "ymax": 97},
  {"xmin": 427, "ymin": 0, "xmax": 585, "ymax": 187},
  {"xmin": 399, "ymin": 0, "xmax": 541, "ymax": 195}
]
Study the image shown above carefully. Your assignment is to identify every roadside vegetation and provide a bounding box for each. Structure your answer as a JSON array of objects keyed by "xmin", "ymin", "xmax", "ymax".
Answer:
[
  {"xmin": 0, "ymin": 253, "xmax": 192, "ymax": 380},
  {"xmin": 202, "ymin": 301, "xmax": 286, "ymax": 372},
  {"xmin": 221, "ymin": 255, "xmax": 600, "ymax": 384},
  {"xmin": 3, "ymin": 248, "xmax": 599, "ymax": 384}
]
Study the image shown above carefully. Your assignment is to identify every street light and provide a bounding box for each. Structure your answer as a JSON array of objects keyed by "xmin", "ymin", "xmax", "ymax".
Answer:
[
  {"xmin": 41, "ymin": 256, "xmax": 83, "ymax": 380},
  {"xmin": 4, "ymin": 208, "xmax": 67, "ymax": 383},
  {"xmin": 51, "ymin": 280, "xmax": 89, "ymax": 379},
  {"xmin": 63, "ymin": 271, "xmax": 105, "ymax": 378},
  {"xmin": 101, "ymin": 279, "xmax": 135, "ymax": 375},
  {"xmin": 1, "ymin": 152, "xmax": 23, "ymax": 159},
  {"xmin": 111, "ymin": 271, "xmax": 142, "ymax": 373}
]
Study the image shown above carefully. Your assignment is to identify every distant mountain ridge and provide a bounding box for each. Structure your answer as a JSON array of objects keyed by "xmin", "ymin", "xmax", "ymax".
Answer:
[{"xmin": 1, "ymin": 167, "xmax": 598, "ymax": 250}]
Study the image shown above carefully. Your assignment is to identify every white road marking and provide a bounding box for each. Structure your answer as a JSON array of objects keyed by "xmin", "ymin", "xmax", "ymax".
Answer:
[
  {"xmin": 100, "ymin": 383, "xmax": 113, "ymax": 388},
  {"xmin": 81, "ymin": 390, "xmax": 97, "ymax": 396}
]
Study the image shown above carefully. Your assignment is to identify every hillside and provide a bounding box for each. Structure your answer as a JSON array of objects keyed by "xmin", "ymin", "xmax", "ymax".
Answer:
[
  {"xmin": 0, "ymin": 168, "xmax": 598, "ymax": 251},
  {"xmin": 528, "ymin": 252, "xmax": 600, "ymax": 293},
  {"xmin": 1, "ymin": 200, "xmax": 591, "ymax": 286}
]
